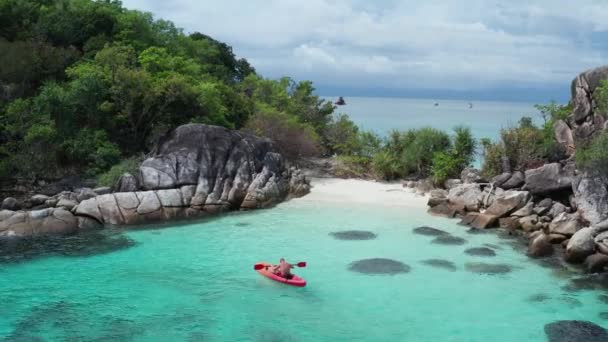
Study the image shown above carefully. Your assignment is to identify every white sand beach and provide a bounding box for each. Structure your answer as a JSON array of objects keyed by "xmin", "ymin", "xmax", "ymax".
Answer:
[{"xmin": 295, "ymin": 177, "xmax": 428, "ymax": 209}]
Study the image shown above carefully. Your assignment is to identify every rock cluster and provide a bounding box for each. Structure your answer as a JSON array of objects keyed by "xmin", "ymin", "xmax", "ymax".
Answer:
[
  {"xmin": 0, "ymin": 124, "xmax": 310, "ymax": 238},
  {"xmin": 425, "ymin": 66, "xmax": 608, "ymax": 270}
]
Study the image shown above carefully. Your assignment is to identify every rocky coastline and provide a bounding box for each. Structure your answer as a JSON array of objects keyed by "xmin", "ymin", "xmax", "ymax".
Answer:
[
  {"xmin": 0, "ymin": 124, "xmax": 310, "ymax": 238},
  {"xmin": 422, "ymin": 66, "xmax": 608, "ymax": 276}
]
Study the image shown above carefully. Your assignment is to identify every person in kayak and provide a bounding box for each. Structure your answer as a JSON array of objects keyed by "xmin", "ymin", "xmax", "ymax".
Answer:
[{"xmin": 271, "ymin": 258, "xmax": 294, "ymax": 279}]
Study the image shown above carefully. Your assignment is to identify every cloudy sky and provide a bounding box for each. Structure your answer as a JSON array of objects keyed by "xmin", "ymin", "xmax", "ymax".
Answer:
[{"xmin": 121, "ymin": 0, "xmax": 608, "ymax": 102}]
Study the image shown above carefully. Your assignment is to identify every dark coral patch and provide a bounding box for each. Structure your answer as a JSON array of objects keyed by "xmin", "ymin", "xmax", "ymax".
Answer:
[
  {"xmin": 599, "ymin": 312, "xmax": 608, "ymax": 320},
  {"xmin": 544, "ymin": 320, "xmax": 608, "ymax": 342},
  {"xmin": 599, "ymin": 295, "xmax": 608, "ymax": 304},
  {"xmin": 348, "ymin": 258, "xmax": 411, "ymax": 275},
  {"xmin": 413, "ymin": 226, "xmax": 449, "ymax": 236},
  {"xmin": 527, "ymin": 293, "xmax": 551, "ymax": 303},
  {"xmin": 432, "ymin": 235, "xmax": 467, "ymax": 245},
  {"xmin": 420, "ymin": 259, "xmax": 457, "ymax": 271},
  {"xmin": 465, "ymin": 247, "xmax": 497, "ymax": 257},
  {"xmin": 465, "ymin": 262, "xmax": 512, "ymax": 275},
  {"xmin": 330, "ymin": 230, "xmax": 377, "ymax": 240}
]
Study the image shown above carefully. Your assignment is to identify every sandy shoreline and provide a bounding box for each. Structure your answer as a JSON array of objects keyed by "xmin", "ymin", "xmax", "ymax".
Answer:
[{"xmin": 294, "ymin": 177, "xmax": 428, "ymax": 209}]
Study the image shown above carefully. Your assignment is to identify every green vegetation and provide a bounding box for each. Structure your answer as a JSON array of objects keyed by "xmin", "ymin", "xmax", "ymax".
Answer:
[
  {"xmin": 0, "ymin": 0, "xmax": 338, "ymax": 182},
  {"xmin": 480, "ymin": 102, "xmax": 570, "ymax": 178},
  {"xmin": 332, "ymin": 126, "xmax": 476, "ymax": 183},
  {"xmin": 577, "ymin": 131, "xmax": 608, "ymax": 177}
]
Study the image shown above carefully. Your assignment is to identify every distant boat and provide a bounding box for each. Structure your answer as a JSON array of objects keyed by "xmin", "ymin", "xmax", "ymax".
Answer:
[
  {"xmin": 468, "ymin": 102, "xmax": 473, "ymax": 109},
  {"xmin": 434, "ymin": 102, "xmax": 439, "ymax": 107},
  {"xmin": 335, "ymin": 96, "xmax": 346, "ymax": 106}
]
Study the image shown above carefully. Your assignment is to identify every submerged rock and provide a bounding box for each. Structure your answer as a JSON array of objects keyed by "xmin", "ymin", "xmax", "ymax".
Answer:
[
  {"xmin": 528, "ymin": 234, "xmax": 554, "ymax": 258},
  {"xmin": 465, "ymin": 262, "xmax": 512, "ymax": 275},
  {"xmin": 420, "ymin": 259, "xmax": 457, "ymax": 271},
  {"xmin": 527, "ymin": 293, "xmax": 551, "ymax": 303},
  {"xmin": 413, "ymin": 226, "xmax": 449, "ymax": 236},
  {"xmin": 465, "ymin": 247, "xmax": 496, "ymax": 257},
  {"xmin": 330, "ymin": 230, "xmax": 377, "ymax": 240},
  {"xmin": 432, "ymin": 235, "xmax": 467, "ymax": 245},
  {"xmin": 584, "ymin": 253, "xmax": 608, "ymax": 273},
  {"xmin": 544, "ymin": 320, "xmax": 608, "ymax": 342},
  {"xmin": 348, "ymin": 258, "xmax": 410, "ymax": 275}
]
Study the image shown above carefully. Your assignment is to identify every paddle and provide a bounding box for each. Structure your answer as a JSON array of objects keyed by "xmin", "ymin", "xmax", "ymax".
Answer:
[{"xmin": 253, "ymin": 262, "xmax": 306, "ymax": 270}]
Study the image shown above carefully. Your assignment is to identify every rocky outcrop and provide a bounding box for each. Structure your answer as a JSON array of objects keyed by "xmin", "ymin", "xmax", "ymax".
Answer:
[
  {"xmin": 501, "ymin": 171, "xmax": 525, "ymax": 190},
  {"xmin": 524, "ymin": 163, "xmax": 574, "ymax": 195},
  {"xmin": 571, "ymin": 66, "xmax": 608, "ymax": 145},
  {"xmin": 553, "ymin": 120, "xmax": 575, "ymax": 156},
  {"xmin": 0, "ymin": 208, "xmax": 79, "ymax": 237},
  {"xmin": 573, "ymin": 173, "xmax": 608, "ymax": 225},
  {"xmin": 0, "ymin": 124, "xmax": 310, "ymax": 238}
]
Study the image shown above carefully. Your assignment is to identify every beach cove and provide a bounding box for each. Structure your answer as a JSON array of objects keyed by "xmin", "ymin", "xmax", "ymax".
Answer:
[{"xmin": 1, "ymin": 178, "xmax": 606, "ymax": 341}]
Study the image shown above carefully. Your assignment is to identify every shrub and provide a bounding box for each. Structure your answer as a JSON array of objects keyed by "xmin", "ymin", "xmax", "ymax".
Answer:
[
  {"xmin": 480, "ymin": 139, "xmax": 504, "ymax": 178},
  {"xmin": 334, "ymin": 155, "xmax": 372, "ymax": 178},
  {"xmin": 576, "ymin": 131, "xmax": 608, "ymax": 177},
  {"xmin": 399, "ymin": 127, "xmax": 451, "ymax": 176},
  {"xmin": 97, "ymin": 156, "xmax": 143, "ymax": 187},
  {"xmin": 243, "ymin": 105, "xmax": 321, "ymax": 160},
  {"xmin": 430, "ymin": 151, "xmax": 462, "ymax": 185},
  {"xmin": 371, "ymin": 150, "xmax": 402, "ymax": 180}
]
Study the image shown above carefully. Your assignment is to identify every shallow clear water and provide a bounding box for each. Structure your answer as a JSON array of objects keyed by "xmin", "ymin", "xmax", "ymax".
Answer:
[{"xmin": 1, "ymin": 192, "xmax": 607, "ymax": 341}]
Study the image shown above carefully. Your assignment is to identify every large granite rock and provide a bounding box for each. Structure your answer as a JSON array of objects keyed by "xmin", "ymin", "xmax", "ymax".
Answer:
[
  {"xmin": 484, "ymin": 190, "xmax": 530, "ymax": 218},
  {"xmin": 524, "ymin": 163, "xmax": 574, "ymax": 195},
  {"xmin": 1, "ymin": 197, "xmax": 20, "ymax": 210},
  {"xmin": 448, "ymin": 184, "xmax": 482, "ymax": 212},
  {"xmin": 460, "ymin": 168, "xmax": 485, "ymax": 184},
  {"xmin": 139, "ymin": 124, "xmax": 308, "ymax": 211},
  {"xmin": 115, "ymin": 173, "xmax": 139, "ymax": 192},
  {"xmin": 549, "ymin": 212, "xmax": 583, "ymax": 237},
  {"xmin": 501, "ymin": 171, "xmax": 525, "ymax": 190},
  {"xmin": 566, "ymin": 227, "xmax": 597, "ymax": 263},
  {"xmin": 528, "ymin": 233, "xmax": 553, "ymax": 257},
  {"xmin": 573, "ymin": 173, "xmax": 608, "ymax": 225},
  {"xmin": 0, "ymin": 208, "xmax": 78, "ymax": 237},
  {"xmin": 554, "ymin": 120, "xmax": 575, "ymax": 156}
]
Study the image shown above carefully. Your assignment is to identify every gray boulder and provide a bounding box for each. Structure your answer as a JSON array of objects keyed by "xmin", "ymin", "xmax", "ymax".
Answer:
[
  {"xmin": 448, "ymin": 184, "xmax": 482, "ymax": 212},
  {"xmin": 30, "ymin": 194, "xmax": 50, "ymax": 206},
  {"xmin": 461, "ymin": 168, "xmax": 485, "ymax": 184},
  {"xmin": 427, "ymin": 189, "xmax": 448, "ymax": 207},
  {"xmin": 524, "ymin": 163, "xmax": 574, "ymax": 194},
  {"xmin": 512, "ymin": 201, "xmax": 534, "ymax": 217},
  {"xmin": 484, "ymin": 190, "xmax": 530, "ymax": 218},
  {"xmin": 56, "ymin": 199, "xmax": 78, "ymax": 210},
  {"xmin": 501, "ymin": 171, "xmax": 525, "ymax": 190},
  {"xmin": 116, "ymin": 173, "xmax": 139, "ymax": 192},
  {"xmin": 573, "ymin": 173, "xmax": 608, "ymax": 225},
  {"xmin": 554, "ymin": 120, "xmax": 575, "ymax": 156},
  {"xmin": 444, "ymin": 179, "xmax": 462, "ymax": 190},
  {"xmin": 566, "ymin": 227, "xmax": 597, "ymax": 263},
  {"xmin": 584, "ymin": 253, "xmax": 608, "ymax": 273},
  {"xmin": 519, "ymin": 215, "xmax": 541, "ymax": 232},
  {"xmin": 1, "ymin": 197, "xmax": 19, "ymax": 211},
  {"xmin": 76, "ymin": 188, "xmax": 97, "ymax": 202},
  {"xmin": 549, "ymin": 212, "xmax": 583, "ymax": 237},
  {"xmin": 548, "ymin": 202, "xmax": 568, "ymax": 218},
  {"xmin": 0, "ymin": 208, "xmax": 78, "ymax": 237},
  {"xmin": 528, "ymin": 233, "xmax": 553, "ymax": 257},
  {"xmin": 491, "ymin": 173, "xmax": 512, "ymax": 187}
]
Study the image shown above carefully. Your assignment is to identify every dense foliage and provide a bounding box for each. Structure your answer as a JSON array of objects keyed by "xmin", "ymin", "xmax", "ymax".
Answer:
[
  {"xmin": 480, "ymin": 103, "xmax": 570, "ymax": 178},
  {"xmin": 333, "ymin": 126, "xmax": 476, "ymax": 182},
  {"xmin": 0, "ymin": 0, "xmax": 340, "ymax": 182}
]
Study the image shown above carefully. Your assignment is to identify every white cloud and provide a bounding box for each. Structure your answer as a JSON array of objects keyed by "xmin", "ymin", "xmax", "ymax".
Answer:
[{"xmin": 121, "ymin": 0, "xmax": 608, "ymax": 93}]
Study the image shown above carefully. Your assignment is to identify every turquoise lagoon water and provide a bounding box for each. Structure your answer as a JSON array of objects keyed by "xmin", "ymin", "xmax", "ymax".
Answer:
[
  {"xmin": 1, "ymin": 192, "xmax": 606, "ymax": 341},
  {"xmin": 326, "ymin": 96, "xmax": 541, "ymax": 140}
]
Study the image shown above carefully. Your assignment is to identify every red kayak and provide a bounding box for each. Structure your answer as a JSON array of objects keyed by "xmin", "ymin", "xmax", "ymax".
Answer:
[{"xmin": 255, "ymin": 262, "xmax": 307, "ymax": 287}]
